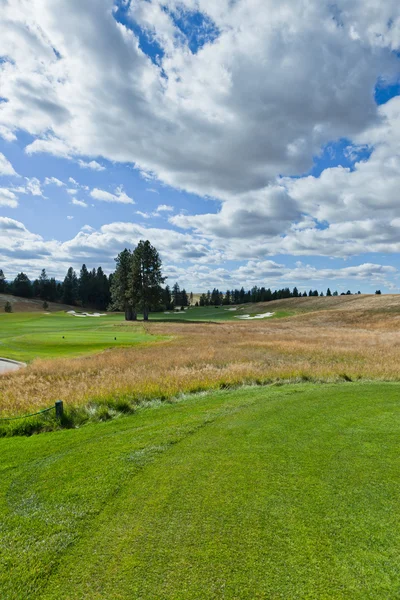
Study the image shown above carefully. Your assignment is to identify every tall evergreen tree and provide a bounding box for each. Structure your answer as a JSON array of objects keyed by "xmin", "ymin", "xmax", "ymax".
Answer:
[
  {"xmin": 172, "ymin": 282, "xmax": 181, "ymax": 307},
  {"xmin": 38, "ymin": 269, "xmax": 50, "ymax": 300},
  {"xmin": 110, "ymin": 249, "xmax": 135, "ymax": 320},
  {"xmin": 130, "ymin": 240, "xmax": 164, "ymax": 321},
  {"xmin": 326, "ymin": 288, "xmax": 332, "ymax": 296},
  {"xmin": 79, "ymin": 264, "xmax": 91, "ymax": 306},
  {"xmin": 62, "ymin": 267, "xmax": 78, "ymax": 305},
  {"xmin": 12, "ymin": 273, "xmax": 33, "ymax": 298},
  {"xmin": 0, "ymin": 269, "xmax": 6, "ymax": 293}
]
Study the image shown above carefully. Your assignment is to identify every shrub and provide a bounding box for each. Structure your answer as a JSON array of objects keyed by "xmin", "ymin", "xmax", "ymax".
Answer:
[
  {"xmin": 43, "ymin": 301, "xmax": 49, "ymax": 310},
  {"xmin": 4, "ymin": 301, "xmax": 12, "ymax": 313}
]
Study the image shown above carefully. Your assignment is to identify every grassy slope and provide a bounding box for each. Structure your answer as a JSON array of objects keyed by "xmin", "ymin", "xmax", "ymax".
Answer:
[
  {"xmin": 0, "ymin": 312, "xmax": 162, "ymax": 362},
  {"xmin": 2, "ymin": 382, "xmax": 400, "ymax": 599}
]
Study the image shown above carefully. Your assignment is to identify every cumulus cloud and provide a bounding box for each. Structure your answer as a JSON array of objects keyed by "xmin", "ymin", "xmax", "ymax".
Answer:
[
  {"xmin": 0, "ymin": 152, "xmax": 17, "ymax": 176},
  {"xmin": 71, "ymin": 198, "xmax": 88, "ymax": 208},
  {"xmin": 156, "ymin": 204, "xmax": 174, "ymax": 212},
  {"xmin": 0, "ymin": 188, "xmax": 18, "ymax": 208},
  {"xmin": 78, "ymin": 159, "xmax": 105, "ymax": 171},
  {"xmin": 90, "ymin": 186, "xmax": 134, "ymax": 204},
  {"xmin": 44, "ymin": 176, "xmax": 65, "ymax": 186},
  {"xmin": 1, "ymin": 0, "xmax": 398, "ymax": 199},
  {"xmin": 1, "ymin": 0, "xmax": 400, "ymax": 276}
]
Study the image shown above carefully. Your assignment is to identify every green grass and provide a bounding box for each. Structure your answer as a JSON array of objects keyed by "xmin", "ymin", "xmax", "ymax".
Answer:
[
  {"xmin": 0, "ymin": 306, "xmax": 291, "ymax": 361},
  {"xmin": 0, "ymin": 312, "xmax": 163, "ymax": 361},
  {"xmin": 1, "ymin": 382, "xmax": 400, "ymax": 599},
  {"xmin": 151, "ymin": 305, "xmax": 292, "ymax": 321}
]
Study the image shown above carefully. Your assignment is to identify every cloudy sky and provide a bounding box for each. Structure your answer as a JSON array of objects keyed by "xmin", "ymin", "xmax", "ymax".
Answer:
[{"xmin": 0, "ymin": 0, "xmax": 400, "ymax": 292}]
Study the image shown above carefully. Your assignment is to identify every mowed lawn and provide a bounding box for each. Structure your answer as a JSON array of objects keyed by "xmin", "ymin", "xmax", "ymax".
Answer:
[
  {"xmin": 1, "ymin": 382, "xmax": 400, "ymax": 599},
  {"xmin": 0, "ymin": 312, "xmax": 163, "ymax": 362}
]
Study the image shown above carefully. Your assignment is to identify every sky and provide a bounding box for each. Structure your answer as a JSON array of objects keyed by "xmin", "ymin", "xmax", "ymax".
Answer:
[{"xmin": 0, "ymin": 0, "xmax": 400, "ymax": 293}]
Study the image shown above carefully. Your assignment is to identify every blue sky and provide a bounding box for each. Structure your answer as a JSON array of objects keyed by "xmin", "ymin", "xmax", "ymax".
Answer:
[{"xmin": 0, "ymin": 0, "xmax": 399, "ymax": 293}]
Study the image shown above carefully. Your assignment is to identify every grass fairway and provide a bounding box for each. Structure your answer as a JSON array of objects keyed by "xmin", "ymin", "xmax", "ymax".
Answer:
[
  {"xmin": 0, "ymin": 312, "xmax": 162, "ymax": 362},
  {"xmin": 1, "ymin": 382, "xmax": 400, "ymax": 599}
]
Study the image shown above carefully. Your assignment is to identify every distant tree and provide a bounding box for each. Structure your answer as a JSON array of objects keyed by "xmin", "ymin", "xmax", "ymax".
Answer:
[
  {"xmin": 320, "ymin": 292, "xmax": 324, "ymax": 296},
  {"xmin": 0, "ymin": 269, "xmax": 6, "ymax": 293},
  {"xmin": 223, "ymin": 290, "xmax": 231, "ymax": 305},
  {"xmin": 48, "ymin": 278, "xmax": 58, "ymax": 302},
  {"xmin": 181, "ymin": 288, "xmax": 189, "ymax": 307},
  {"xmin": 62, "ymin": 267, "xmax": 79, "ymax": 305},
  {"xmin": 333, "ymin": 291, "xmax": 338, "ymax": 296},
  {"xmin": 375, "ymin": 290, "xmax": 382, "ymax": 295},
  {"xmin": 199, "ymin": 293, "xmax": 206, "ymax": 307},
  {"xmin": 326, "ymin": 288, "xmax": 332, "ymax": 296},
  {"xmin": 292, "ymin": 287, "xmax": 299, "ymax": 298},
  {"xmin": 4, "ymin": 300, "xmax": 12, "ymax": 313},
  {"xmin": 79, "ymin": 264, "xmax": 91, "ymax": 307},
  {"xmin": 357, "ymin": 291, "xmax": 361, "ymax": 295},
  {"xmin": 211, "ymin": 288, "xmax": 221, "ymax": 305},
  {"xmin": 346, "ymin": 290, "xmax": 352, "ymax": 295},
  {"xmin": 162, "ymin": 285, "xmax": 173, "ymax": 310},
  {"xmin": 172, "ymin": 282, "xmax": 181, "ymax": 307},
  {"xmin": 302, "ymin": 291, "xmax": 307, "ymax": 297},
  {"xmin": 189, "ymin": 291, "xmax": 194, "ymax": 306},
  {"xmin": 12, "ymin": 273, "xmax": 33, "ymax": 298},
  {"xmin": 130, "ymin": 240, "xmax": 164, "ymax": 321},
  {"xmin": 110, "ymin": 249, "xmax": 135, "ymax": 320},
  {"xmin": 39, "ymin": 269, "xmax": 51, "ymax": 301},
  {"xmin": 43, "ymin": 300, "xmax": 49, "ymax": 310}
]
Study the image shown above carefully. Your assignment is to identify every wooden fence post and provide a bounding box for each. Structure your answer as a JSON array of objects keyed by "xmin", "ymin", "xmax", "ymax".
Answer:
[{"xmin": 55, "ymin": 400, "xmax": 64, "ymax": 419}]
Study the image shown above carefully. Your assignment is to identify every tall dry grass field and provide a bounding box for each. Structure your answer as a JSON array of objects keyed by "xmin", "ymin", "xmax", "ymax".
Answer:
[{"xmin": 1, "ymin": 295, "xmax": 399, "ymax": 416}]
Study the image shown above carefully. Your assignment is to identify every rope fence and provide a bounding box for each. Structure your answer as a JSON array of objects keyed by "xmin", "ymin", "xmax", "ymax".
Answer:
[{"xmin": 0, "ymin": 400, "xmax": 64, "ymax": 422}]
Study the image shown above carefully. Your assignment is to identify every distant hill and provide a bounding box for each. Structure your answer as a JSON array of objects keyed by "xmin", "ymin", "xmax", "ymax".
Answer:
[{"xmin": 0, "ymin": 293, "xmax": 75, "ymax": 313}]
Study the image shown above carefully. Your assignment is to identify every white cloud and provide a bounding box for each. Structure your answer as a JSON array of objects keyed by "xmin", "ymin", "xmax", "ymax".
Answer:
[
  {"xmin": 1, "ymin": 0, "xmax": 400, "ymax": 270},
  {"xmin": 156, "ymin": 204, "xmax": 174, "ymax": 213},
  {"xmin": 0, "ymin": 188, "xmax": 18, "ymax": 208},
  {"xmin": 44, "ymin": 176, "xmax": 65, "ymax": 186},
  {"xmin": 77, "ymin": 159, "xmax": 105, "ymax": 171},
  {"xmin": 25, "ymin": 177, "xmax": 44, "ymax": 197},
  {"xmin": 71, "ymin": 198, "xmax": 88, "ymax": 208},
  {"xmin": 0, "ymin": 152, "xmax": 18, "ymax": 176},
  {"xmin": 67, "ymin": 215, "xmax": 74, "ymax": 220},
  {"xmin": 90, "ymin": 186, "xmax": 134, "ymax": 204}
]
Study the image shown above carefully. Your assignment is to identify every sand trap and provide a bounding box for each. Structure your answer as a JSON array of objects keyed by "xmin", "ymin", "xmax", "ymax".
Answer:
[
  {"xmin": 164, "ymin": 311, "xmax": 170, "ymax": 314},
  {"xmin": 68, "ymin": 310, "xmax": 107, "ymax": 317},
  {"xmin": 235, "ymin": 312, "xmax": 275, "ymax": 320},
  {"xmin": 225, "ymin": 308, "xmax": 238, "ymax": 311}
]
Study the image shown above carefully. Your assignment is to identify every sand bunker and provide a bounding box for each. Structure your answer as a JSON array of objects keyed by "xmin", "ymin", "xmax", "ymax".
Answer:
[
  {"xmin": 235, "ymin": 312, "xmax": 275, "ymax": 320},
  {"xmin": 224, "ymin": 307, "xmax": 238, "ymax": 311},
  {"xmin": 68, "ymin": 310, "xmax": 107, "ymax": 318}
]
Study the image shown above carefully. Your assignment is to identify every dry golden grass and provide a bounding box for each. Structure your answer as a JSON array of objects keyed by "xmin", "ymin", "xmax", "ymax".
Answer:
[{"xmin": 1, "ymin": 295, "xmax": 400, "ymax": 416}]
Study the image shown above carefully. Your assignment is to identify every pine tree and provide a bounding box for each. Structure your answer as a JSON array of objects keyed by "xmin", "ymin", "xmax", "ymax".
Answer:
[
  {"xmin": 130, "ymin": 240, "xmax": 164, "ymax": 321},
  {"xmin": 79, "ymin": 264, "xmax": 90, "ymax": 307},
  {"xmin": 172, "ymin": 282, "xmax": 181, "ymax": 307},
  {"xmin": 12, "ymin": 273, "xmax": 33, "ymax": 298},
  {"xmin": 326, "ymin": 288, "xmax": 332, "ymax": 296},
  {"xmin": 162, "ymin": 285, "xmax": 172, "ymax": 310},
  {"xmin": 0, "ymin": 269, "xmax": 6, "ymax": 293},
  {"xmin": 62, "ymin": 268, "xmax": 78, "ymax": 305},
  {"xmin": 110, "ymin": 249, "xmax": 135, "ymax": 320},
  {"xmin": 181, "ymin": 288, "xmax": 189, "ymax": 307},
  {"xmin": 39, "ymin": 269, "xmax": 50, "ymax": 301}
]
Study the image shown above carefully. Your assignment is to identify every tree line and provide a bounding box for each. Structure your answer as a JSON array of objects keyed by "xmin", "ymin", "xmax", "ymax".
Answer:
[
  {"xmin": 198, "ymin": 286, "xmax": 379, "ymax": 306},
  {"xmin": 0, "ymin": 242, "xmax": 383, "ymax": 319}
]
